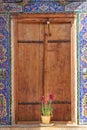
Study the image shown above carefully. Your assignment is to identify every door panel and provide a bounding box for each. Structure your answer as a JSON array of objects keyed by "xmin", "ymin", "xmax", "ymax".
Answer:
[
  {"xmin": 18, "ymin": 105, "xmax": 41, "ymax": 121},
  {"xmin": 44, "ymin": 23, "xmax": 71, "ymax": 121},
  {"xmin": 53, "ymin": 104, "xmax": 71, "ymax": 121},
  {"xmin": 14, "ymin": 22, "xmax": 44, "ymax": 122},
  {"xmin": 47, "ymin": 23, "xmax": 71, "ymax": 41},
  {"xmin": 18, "ymin": 23, "xmax": 44, "ymax": 42},
  {"xmin": 18, "ymin": 43, "xmax": 43, "ymax": 102}
]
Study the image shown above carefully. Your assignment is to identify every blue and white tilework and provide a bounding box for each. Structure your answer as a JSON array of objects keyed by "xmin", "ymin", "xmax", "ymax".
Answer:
[
  {"xmin": 2, "ymin": 0, "xmax": 23, "ymax": 2},
  {"xmin": 24, "ymin": 1, "xmax": 65, "ymax": 13},
  {"xmin": 0, "ymin": 3, "xmax": 22, "ymax": 12},
  {"xmin": 0, "ymin": 14, "xmax": 10, "ymax": 125},
  {"xmin": 0, "ymin": 0, "xmax": 87, "ymax": 125},
  {"xmin": 78, "ymin": 13, "xmax": 87, "ymax": 124},
  {"xmin": 65, "ymin": 2, "xmax": 87, "ymax": 12}
]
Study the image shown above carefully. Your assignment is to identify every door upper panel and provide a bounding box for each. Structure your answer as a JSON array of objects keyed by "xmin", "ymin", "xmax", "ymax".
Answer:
[{"xmin": 17, "ymin": 22, "xmax": 44, "ymax": 43}]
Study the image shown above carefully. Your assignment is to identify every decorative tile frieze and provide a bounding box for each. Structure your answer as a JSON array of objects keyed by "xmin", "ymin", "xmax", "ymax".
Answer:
[
  {"xmin": 0, "ymin": 3, "xmax": 22, "ymax": 12},
  {"xmin": 2, "ymin": 0, "xmax": 23, "ymax": 2},
  {"xmin": 65, "ymin": 2, "xmax": 87, "ymax": 12},
  {"xmin": 24, "ymin": 2, "xmax": 65, "ymax": 13}
]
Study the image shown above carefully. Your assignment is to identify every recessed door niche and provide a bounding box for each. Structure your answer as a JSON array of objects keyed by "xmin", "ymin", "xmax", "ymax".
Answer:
[{"xmin": 11, "ymin": 14, "xmax": 76, "ymax": 124}]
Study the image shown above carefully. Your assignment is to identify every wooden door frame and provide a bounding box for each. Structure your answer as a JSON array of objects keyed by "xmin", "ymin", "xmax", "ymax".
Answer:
[{"xmin": 11, "ymin": 13, "xmax": 77, "ymax": 124}]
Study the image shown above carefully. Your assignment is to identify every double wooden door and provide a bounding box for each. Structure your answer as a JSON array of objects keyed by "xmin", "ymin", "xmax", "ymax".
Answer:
[{"xmin": 12, "ymin": 14, "xmax": 76, "ymax": 124}]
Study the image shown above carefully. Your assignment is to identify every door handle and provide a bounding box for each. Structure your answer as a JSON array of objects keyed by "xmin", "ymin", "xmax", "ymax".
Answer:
[{"xmin": 46, "ymin": 19, "xmax": 51, "ymax": 36}]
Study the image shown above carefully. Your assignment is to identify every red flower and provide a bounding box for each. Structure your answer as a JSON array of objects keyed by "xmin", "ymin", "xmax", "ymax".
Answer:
[
  {"xmin": 41, "ymin": 96, "xmax": 48, "ymax": 104},
  {"xmin": 41, "ymin": 94, "xmax": 54, "ymax": 116},
  {"xmin": 49, "ymin": 94, "xmax": 54, "ymax": 100},
  {"xmin": 41, "ymin": 96, "xmax": 45, "ymax": 102}
]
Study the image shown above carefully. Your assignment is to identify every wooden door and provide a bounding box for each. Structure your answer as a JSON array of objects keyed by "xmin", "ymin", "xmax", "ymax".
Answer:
[
  {"xmin": 44, "ymin": 22, "xmax": 71, "ymax": 121},
  {"xmin": 13, "ymin": 19, "xmax": 45, "ymax": 123},
  {"xmin": 11, "ymin": 14, "xmax": 76, "ymax": 124}
]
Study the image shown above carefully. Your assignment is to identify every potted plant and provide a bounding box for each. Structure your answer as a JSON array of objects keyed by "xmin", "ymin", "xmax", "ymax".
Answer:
[{"xmin": 41, "ymin": 94, "xmax": 54, "ymax": 124}]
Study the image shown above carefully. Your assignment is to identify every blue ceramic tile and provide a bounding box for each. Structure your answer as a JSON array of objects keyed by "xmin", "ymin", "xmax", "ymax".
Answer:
[
  {"xmin": 0, "ymin": 14, "xmax": 10, "ymax": 125},
  {"xmin": 24, "ymin": 2, "xmax": 65, "ymax": 13},
  {"xmin": 78, "ymin": 13, "xmax": 87, "ymax": 124}
]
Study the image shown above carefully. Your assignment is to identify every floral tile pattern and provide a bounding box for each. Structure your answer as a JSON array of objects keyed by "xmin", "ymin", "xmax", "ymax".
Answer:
[
  {"xmin": 78, "ymin": 13, "xmax": 87, "ymax": 124},
  {"xmin": 0, "ymin": 0, "xmax": 86, "ymax": 125},
  {"xmin": 24, "ymin": 2, "xmax": 65, "ymax": 13},
  {"xmin": 23, "ymin": 2, "xmax": 87, "ymax": 13},
  {"xmin": 0, "ymin": 3, "xmax": 22, "ymax": 12},
  {"xmin": 2, "ymin": 0, "xmax": 87, "ymax": 2},
  {"xmin": 65, "ymin": 2, "xmax": 87, "ymax": 12},
  {"xmin": 0, "ymin": 14, "xmax": 10, "ymax": 125}
]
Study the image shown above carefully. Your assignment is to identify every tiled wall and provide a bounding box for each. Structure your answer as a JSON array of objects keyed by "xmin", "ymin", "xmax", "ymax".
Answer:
[
  {"xmin": 0, "ymin": 0, "xmax": 87, "ymax": 125},
  {"xmin": 0, "ymin": 14, "xmax": 10, "ymax": 125}
]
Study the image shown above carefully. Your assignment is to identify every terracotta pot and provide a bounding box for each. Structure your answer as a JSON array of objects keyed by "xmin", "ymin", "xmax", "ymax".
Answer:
[{"xmin": 41, "ymin": 115, "xmax": 51, "ymax": 124}]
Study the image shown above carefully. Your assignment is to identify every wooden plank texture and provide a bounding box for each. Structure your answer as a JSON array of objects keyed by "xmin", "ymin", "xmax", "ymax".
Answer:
[
  {"xmin": 14, "ymin": 22, "xmax": 44, "ymax": 122},
  {"xmin": 44, "ymin": 23, "xmax": 71, "ymax": 121}
]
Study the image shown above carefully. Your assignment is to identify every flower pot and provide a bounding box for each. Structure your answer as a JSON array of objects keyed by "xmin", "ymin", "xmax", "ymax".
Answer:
[{"xmin": 41, "ymin": 115, "xmax": 51, "ymax": 124}]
